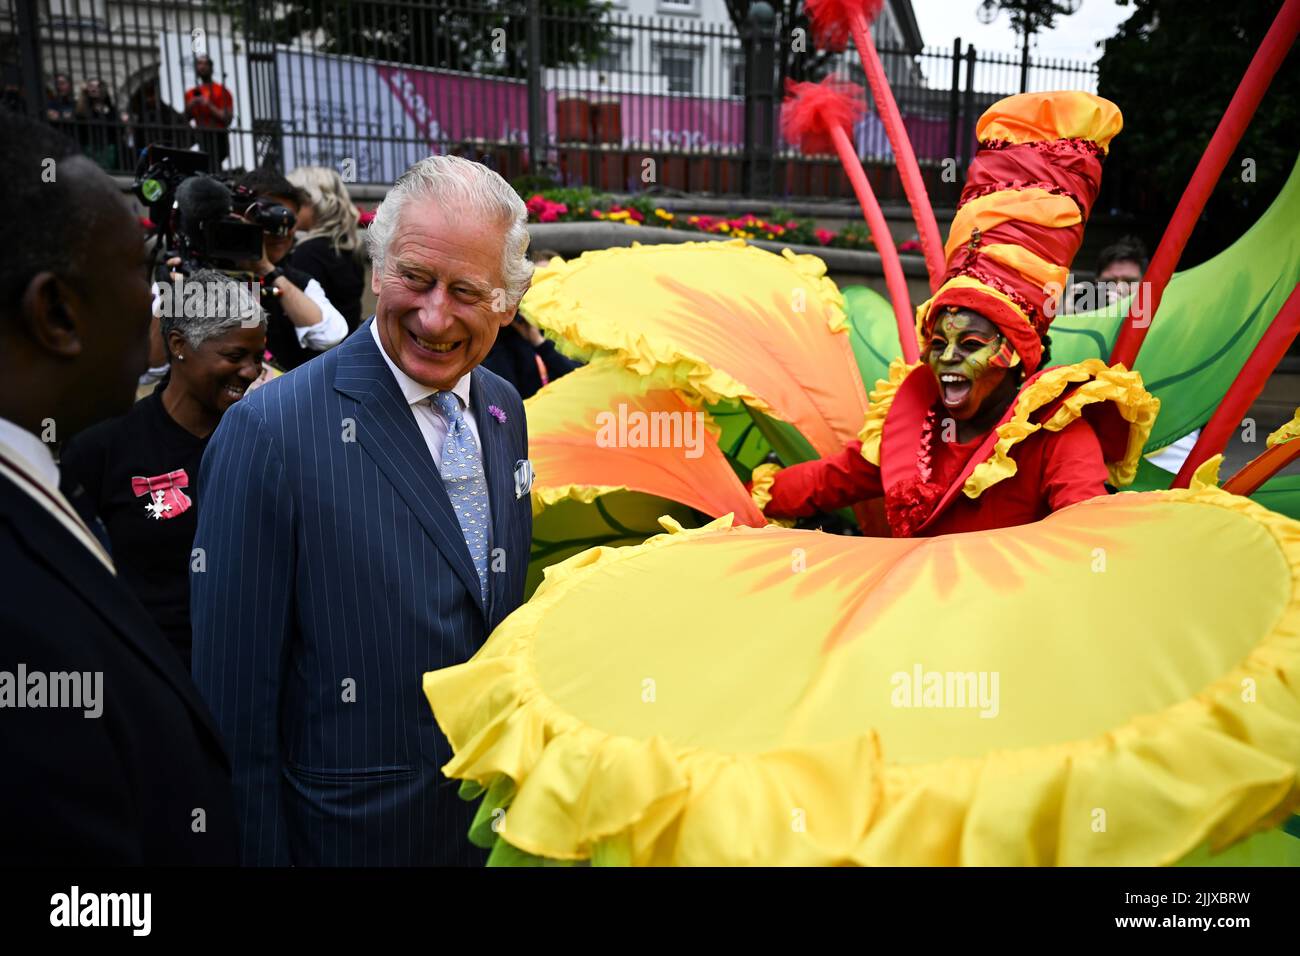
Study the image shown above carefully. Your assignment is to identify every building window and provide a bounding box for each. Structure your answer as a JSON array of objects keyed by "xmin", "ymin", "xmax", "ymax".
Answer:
[
  {"xmin": 658, "ymin": 46, "xmax": 699, "ymax": 94},
  {"xmin": 595, "ymin": 39, "xmax": 631, "ymax": 73},
  {"xmin": 727, "ymin": 53, "xmax": 746, "ymax": 96},
  {"xmin": 658, "ymin": 0, "xmax": 698, "ymax": 13}
]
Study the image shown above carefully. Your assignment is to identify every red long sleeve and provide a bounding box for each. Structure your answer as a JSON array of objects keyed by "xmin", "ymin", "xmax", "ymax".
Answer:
[
  {"xmin": 764, "ymin": 440, "xmax": 884, "ymax": 519},
  {"xmin": 1039, "ymin": 418, "xmax": 1110, "ymax": 511}
]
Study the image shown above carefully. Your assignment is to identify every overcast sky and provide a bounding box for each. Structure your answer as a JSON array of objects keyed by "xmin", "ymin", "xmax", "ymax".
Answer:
[{"xmin": 911, "ymin": 0, "xmax": 1134, "ymax": 63}]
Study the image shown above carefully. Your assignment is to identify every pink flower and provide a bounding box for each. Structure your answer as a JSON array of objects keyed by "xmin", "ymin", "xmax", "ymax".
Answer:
[
  {"xmin": 538, "ymin": 201, "xmax": 567, "ymax": 223},
  {"xmin": 815, "ymin": 228, "xmax": 835, "ymax": 246},
  {"xmin": 488, "ymin": 405, "xmax": 507, "ymax": 424}
]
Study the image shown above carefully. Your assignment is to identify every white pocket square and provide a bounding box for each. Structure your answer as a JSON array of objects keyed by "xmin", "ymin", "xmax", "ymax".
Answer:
[{"xmin": 513, "ymin": 459, "xmax": 534, "ymax": 499}]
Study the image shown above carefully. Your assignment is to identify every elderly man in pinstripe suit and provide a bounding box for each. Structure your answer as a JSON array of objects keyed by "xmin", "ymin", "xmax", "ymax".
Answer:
[{"xmin": 191, "ymin": 156, "xmax": 535, "ymax": 866}]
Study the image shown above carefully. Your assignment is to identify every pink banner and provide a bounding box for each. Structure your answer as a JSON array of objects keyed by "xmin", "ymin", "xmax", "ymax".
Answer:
[{"xmin": 376, "ymin": 65, "xmax": 530, "ymax": 145}]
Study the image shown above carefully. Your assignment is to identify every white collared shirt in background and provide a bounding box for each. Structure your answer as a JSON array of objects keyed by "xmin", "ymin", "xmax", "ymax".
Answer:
[
  {"xmin": 296, "ymin": 278, "xmax": 349, "ymax": 350},
  {"xmin": 369, "ymin": 319, "xmax": 481, "ymax": 470}
]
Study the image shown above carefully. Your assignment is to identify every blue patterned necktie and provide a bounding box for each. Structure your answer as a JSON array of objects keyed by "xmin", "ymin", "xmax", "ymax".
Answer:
[{"xmin": 430, "ymin": 390, "xmax": 490, "ymax": 600}]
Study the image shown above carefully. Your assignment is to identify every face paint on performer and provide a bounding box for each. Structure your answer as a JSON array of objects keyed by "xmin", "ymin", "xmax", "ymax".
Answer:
[{"xmin": 926, "ymin": 308, "xmax": 1017, "ymax": 420}]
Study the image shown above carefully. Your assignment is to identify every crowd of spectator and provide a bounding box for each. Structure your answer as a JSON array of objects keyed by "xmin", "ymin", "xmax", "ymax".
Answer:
[{"xmin": 36, "ymin": 54, "xmax": 232, "ymax": 172}]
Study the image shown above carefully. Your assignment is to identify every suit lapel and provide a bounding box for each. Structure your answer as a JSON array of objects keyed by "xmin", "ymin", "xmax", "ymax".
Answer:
[
  {"xmin": 333, "ymin": 323, "xmax": 486, "ymax": 615},
  {"xmin": 470, "ymin": 370, "xmax": 515, "ymax": 625},
  {"xmin": 0, "ymin": 476, "xmax": 230, "ymax": 765}
]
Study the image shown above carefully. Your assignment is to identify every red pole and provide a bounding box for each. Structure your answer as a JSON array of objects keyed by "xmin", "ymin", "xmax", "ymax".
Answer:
[
  {"xmin": 830, "ymin": 124, "xmax": 919, "ymax": 363},
  {"xmin": 1172, "ymin": 281, "xmax": 1300, "ymax": 489},
  {"xmin": 1222, "ymin": 440, "xmax": 1300, "ymax": 497},
  {"xmin": 849, "ymin": 14, "xmax": 946, "ymax": 293},
  {"xmin": 1108, "ymin": 0, "xmax": 1300, "ymax": 369}
]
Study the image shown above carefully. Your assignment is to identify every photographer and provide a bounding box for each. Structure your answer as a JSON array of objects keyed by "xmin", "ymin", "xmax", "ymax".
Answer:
[
  {"xmin": 60, "ymin": 270, "xmax": 266, "ymax": 668},
  {"xmin": 287, "ymin": 165, "xmax": 365, "ymax": 332},
  {"xmin": 234, "ymin": 167, "xmax": 348, "ymax": 369}
]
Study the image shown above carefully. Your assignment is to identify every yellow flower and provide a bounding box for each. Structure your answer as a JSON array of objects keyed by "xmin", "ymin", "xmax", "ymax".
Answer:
[{"xmin": 655, "ymin": 208, "xmax": 674, "ymax": 221}]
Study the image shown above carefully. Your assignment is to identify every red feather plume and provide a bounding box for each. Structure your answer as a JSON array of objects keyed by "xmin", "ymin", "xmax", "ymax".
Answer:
[
  {"xmin": 803, "ymin": 0, "xmax": 884, "ymax": 51},
  {"xmin": 781, "ymin": 78, "xmax": 865, "ymax": 155}
]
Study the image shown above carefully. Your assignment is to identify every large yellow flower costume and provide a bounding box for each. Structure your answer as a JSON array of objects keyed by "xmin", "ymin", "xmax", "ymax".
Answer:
[{"xmin": 418, "ymin": 93, "xmax": 1300, "ymax": 866}]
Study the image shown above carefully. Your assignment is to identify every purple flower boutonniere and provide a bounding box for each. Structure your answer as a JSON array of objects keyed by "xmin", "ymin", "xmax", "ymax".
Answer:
[{"xmin": 488, "ymin": 404, "xmax": 507, "ymax": 424}]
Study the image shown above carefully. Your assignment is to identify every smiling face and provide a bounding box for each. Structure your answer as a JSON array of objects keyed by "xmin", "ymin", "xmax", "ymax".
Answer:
[
  {"xmin": 927, "ymin": 309, "xmax": 1015, "ymax": 421},
  {"xmin": 169, "ymin": 323, "xmax": 267, "ymax": 416},
  {"xmin": 372, "ymin": 197, "xmax": 513, "ymax": 390}
]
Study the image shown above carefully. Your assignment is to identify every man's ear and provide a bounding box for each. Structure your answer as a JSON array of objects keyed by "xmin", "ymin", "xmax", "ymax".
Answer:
[
  {"xmin": 370, "ymin": 265, "xmax": 383, "ymax": 296},
  {"xmin": 19, "ymin": 271, "xmax": 82, "ymax": 359},
  {"xmin": 499, "ymin": 306, "xmax": 518, "ymax": 326}
]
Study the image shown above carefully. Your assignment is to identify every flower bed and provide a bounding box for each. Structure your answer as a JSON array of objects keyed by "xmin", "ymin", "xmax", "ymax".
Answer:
[{"xmin": 523, "ymin": 188, "xmax": 922, "ymax": 253}]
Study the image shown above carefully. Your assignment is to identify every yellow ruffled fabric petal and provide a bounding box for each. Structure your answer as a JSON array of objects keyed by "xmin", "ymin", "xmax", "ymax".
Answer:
[
  {"xmin": 1191, "ymin": 455, "xmax": 1224, "ymax": 490},
  {"xmin": 524, "ymin": 358, "xmax": 762, "ymax": 525},
  {"xmin": 747, "ymin": 462, "xmax": 796, "ymax": 528},
  {"xmin": 962, "ymin": 358, "xmax": 1160, "ymax": 499},
  {"xmin": 530, "ymin": 482, "xmax": 627, "ymax": 517},
  {"xmin": 424, "ymin": 488, "xmax": 1300, "ymax": 866},
  {"xmin": 857, "ymin": 358, "xmax": 921, "ymax": 466},
  {"xmin": 520, "ymin": 239, "xmax": 868, "ymax": 457},
  {"xmin": 1267, "ymin": 408, "xmax": 1300, "ymax": 449},
  {"xmin": 748, "ymin": 462, "xmax": 781, "ymax": 512}
]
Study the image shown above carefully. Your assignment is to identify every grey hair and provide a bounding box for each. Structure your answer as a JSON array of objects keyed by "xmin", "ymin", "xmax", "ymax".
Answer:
[
  {"xmin": 365, "ymin": 154, "xmax": 533, "ymax": 307},
  {"xmin": 158, "ymin": 268, "xmax": 266, "ymax": 349}
]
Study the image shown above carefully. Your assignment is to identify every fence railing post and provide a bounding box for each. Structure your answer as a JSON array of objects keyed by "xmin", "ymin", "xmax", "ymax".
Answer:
[
  {"xmin": 16, "ymin": 0, "xmax": 43, "ymax": 120},
  {"xmin": 947, "ymin": 37, "xmax": 962, "ymax": 166},
  {"xmin": 526, "ymin": 0, "xmax": 546, "ymax": 176},
  {"xmin": 960, "ymin": 43, "xmax": 977, "ymax": 172},
  {"xmin": 243, "ymin": 0, "xmax": 284, "ymax": 171},
  {"xmin": 743, "ymin": 0, "xmax": 776, "ymax": 198}
]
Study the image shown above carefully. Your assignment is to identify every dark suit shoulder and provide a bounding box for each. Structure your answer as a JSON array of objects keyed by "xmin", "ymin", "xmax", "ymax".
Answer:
[{"xmin": 473, "ymin": 362, "xmax": 524, "ymax": 413}]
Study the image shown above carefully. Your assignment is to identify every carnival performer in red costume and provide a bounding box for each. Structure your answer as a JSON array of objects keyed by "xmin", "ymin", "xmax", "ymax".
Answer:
[{"xmin": 761, "ymin": 90, "xmax": 1160, "ymax": 537}]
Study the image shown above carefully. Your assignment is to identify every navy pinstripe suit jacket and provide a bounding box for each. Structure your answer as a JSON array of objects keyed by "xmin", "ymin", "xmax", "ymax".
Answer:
[{"xmin": 191, "ymin": 320, "xmax": 531, "ymax": 866}]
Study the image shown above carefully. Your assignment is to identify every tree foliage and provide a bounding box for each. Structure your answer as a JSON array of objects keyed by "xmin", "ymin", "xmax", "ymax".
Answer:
[
  {"xmin": 721, "ymin": 0, "xmax": 837, "ymax": 83},
  {"xmin": 1096, "ymin": 0, "xmax": 1300, "ymax": 265},
  {"xmin": 226, "ymin": 0, "xmax": 616, "ymax": 76}
]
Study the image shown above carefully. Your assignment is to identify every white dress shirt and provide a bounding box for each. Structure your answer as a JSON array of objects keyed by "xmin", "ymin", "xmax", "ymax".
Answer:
[
  {"xmin": 0, "ymin": 416, "xmax": 115, "ymax": 573},
  {"xmin": 370, "ymin": 319, "xmax": 481, "ymax": 469},
  {"xmin": 296, "ymin": 278, "xmax": 350, "ymax": 350}
]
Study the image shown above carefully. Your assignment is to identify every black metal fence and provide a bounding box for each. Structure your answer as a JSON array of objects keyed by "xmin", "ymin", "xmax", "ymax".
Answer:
[{"xmin": 0, "ymin": 0, "xmax": 1099, "ymax": 201}]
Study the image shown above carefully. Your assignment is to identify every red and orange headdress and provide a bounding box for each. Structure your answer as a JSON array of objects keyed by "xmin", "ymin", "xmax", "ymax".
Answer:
[{"xmin": 917, "ymin": 91, "xmax": 1123, "ymax": 373}]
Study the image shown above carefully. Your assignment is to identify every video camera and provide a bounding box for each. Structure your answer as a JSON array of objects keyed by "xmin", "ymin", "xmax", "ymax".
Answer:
[{"xmin": 132, "ymin": 143, "xmax": 297, "ymax": 278}]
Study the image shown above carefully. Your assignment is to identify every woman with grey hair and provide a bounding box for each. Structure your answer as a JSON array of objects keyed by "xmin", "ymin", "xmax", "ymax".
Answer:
[
  {"xmin": 287, "ymin": 165, "xmax": 366, "ymax": 331},
  {"xmin": 60, "ymin": 269, "xmax": 267, "ymax": 668}
]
